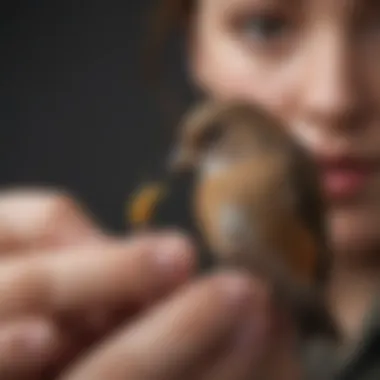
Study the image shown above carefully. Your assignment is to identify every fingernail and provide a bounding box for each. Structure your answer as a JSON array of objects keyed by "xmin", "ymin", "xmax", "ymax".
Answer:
[{"xmin": 153, "ymin": 232, "xmax": 195, "ymax": 279}]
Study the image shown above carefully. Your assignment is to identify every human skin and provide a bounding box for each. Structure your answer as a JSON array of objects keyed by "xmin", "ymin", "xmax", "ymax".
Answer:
[
  {"xmin": 187, "ymin": 0, "xmax": 380, "ymax": 341},
  {"xmin": 0, "ymin": 189, "xmax": 282, "ymax": 380},
  {"xmin": 0, "ymin": 189, "xmax": 193, "ymax": 378},
  {"xmin": 3, "ymin": 0, "xmax": 380, "ymax": 378}
]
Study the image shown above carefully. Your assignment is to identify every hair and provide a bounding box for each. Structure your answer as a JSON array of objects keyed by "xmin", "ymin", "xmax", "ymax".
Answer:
[
  {"xmin": 141, "ymin": 0, "xmax": 196, "ymax": 134},
  {"xmin": 142, "ymin": 0, "xmax": 192, "ymax": 84}
]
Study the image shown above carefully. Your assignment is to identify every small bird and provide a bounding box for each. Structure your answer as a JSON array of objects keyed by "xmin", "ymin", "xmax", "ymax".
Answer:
[
  {"xmin": 168, "ymin": 99, "xmax": 338, "ymax": 341},
  {"xmin": 128, "ymin": 99, "xmax": 338, "ymax": 341}
]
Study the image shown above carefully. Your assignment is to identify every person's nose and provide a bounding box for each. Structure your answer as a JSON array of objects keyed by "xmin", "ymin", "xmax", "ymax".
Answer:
[{"xmin": 299, "ymin": 28, "xmax": 367, "ymax": 133}]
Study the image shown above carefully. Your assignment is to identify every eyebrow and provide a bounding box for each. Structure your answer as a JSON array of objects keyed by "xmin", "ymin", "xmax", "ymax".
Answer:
[{"xmin": 218, "ymin": 0, "xmax": 303, "ymax": 12}]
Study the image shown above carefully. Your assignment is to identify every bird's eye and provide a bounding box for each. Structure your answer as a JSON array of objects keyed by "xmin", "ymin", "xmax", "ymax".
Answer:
[{"xmin": 197, "ymin": 122, "xmax": 224, "ymax": 151}]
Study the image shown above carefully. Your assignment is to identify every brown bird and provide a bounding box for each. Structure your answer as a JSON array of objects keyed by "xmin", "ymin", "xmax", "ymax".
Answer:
[{"xmin": 168, "ymin": 99, "xmax": 339, "ymax": 342}]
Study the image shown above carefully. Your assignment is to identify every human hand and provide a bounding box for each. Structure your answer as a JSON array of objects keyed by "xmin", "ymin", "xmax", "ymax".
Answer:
[
  {"xmin": 0, "ymin": 188, "xmax": 195, "ymax": 379},
  {"xmin": 59, "ymin": 271, "xmax": 302, "ymax": 380}
]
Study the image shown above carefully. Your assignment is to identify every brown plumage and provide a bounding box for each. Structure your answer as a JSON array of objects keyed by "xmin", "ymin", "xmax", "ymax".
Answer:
[{"xmin": 169, "ymin": 99, "xmax": 339, "ymax": 341}]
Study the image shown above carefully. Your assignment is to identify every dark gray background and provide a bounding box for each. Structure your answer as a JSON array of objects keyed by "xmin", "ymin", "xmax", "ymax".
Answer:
[{"xmin": 0, "ymin": 1, "xmax": 193, "ymax": 231}]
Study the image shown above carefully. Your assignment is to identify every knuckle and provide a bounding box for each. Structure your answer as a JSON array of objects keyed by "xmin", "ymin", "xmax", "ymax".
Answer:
[
  {"xmin": 25, "ymin": 192, "xmax": 82, "ymax": 239},
  {"xmin": 44, "ymin": 194, "xmax": 79, "ymax": 224},
  {"xmin": 0, "ymin": 187, "xmax": 92, "ymax": 245},
  {"xmin": 0, "ymin": 187, "xmax": 77, "ymax": 222},
  {"xmin": 40, "ymin": 189, "xmax": 77, "ymax": 215}
]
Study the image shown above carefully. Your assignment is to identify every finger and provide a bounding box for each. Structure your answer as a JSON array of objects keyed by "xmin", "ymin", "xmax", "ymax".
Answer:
[
  {"xmin": 0, "ymin": 316, "xmax": 63, "ymax": 380},
  {"xmin": 197, "ymin": 280, "xmax": 273, "ymax": 380},
  {"xmin": 0, "ymin": 188, "xmax": 102, "ymax": 253},
  {"xmin": 257, "ymin": 320, "xmax": 302, "ymax": 380},
  {"xmin": 59, "ymin": 271, "xmax": 271, "ymax": 380},
  {"xmin": 0, "ymin": 232, "xmax": 196, "ymax": 318}
]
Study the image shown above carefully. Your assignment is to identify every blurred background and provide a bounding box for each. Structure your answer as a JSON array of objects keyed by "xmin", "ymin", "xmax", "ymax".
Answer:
[{"xmin": 0, "ymin": 0, "xmax": 192, "ymax": 231}]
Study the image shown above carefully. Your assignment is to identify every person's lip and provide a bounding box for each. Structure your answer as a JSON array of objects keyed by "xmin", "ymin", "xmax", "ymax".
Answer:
[{"xmin": 315, "ymin": 155, "xmax": 378, "ymax": 200}]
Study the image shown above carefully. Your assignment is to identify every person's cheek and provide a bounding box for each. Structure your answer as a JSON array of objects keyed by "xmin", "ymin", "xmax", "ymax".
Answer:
[
  {"xmin": 192, "ymin": 21, "xmax": 310, "ymax": 131},
  {"xmin": 201, "ymin": 35, "xmax": 300, "ymax": 115}
]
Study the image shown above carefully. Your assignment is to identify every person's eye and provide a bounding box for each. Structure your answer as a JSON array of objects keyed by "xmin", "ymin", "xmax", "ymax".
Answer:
[{"xmin": 241, "ymin": 14, "xmax": 290, "ymax": 42}]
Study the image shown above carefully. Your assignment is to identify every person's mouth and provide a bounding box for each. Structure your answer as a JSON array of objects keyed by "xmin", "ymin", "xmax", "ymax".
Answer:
[{"xmin": 316, "ymin": 156, "xmax": 378, "ymax": 201}]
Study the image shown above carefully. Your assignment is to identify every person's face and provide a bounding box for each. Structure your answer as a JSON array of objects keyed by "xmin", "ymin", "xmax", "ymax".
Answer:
[{"xmin": 188, "ymin": 0, "xmax": 380, "ymax": 262}]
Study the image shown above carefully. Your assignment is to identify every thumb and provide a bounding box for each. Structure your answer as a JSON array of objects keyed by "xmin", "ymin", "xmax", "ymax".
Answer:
[
  {"xmin": 59, "ymin": 271, "xmax": 270, "ymax": 380},
  {"xmin": 199, "ymin": 292, "xmax": 303, "ymax": 380}
]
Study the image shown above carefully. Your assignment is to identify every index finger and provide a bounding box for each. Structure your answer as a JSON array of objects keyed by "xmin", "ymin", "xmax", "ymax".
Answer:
[{"xmin": 0, "ymin": 232, "xmax": 196, "ymax": 318}]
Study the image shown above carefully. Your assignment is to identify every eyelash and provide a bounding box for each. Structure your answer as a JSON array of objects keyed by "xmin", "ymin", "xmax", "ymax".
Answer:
[{"xmin": 239, "ymin": 13, "xmax": 292, "ymax": 44}]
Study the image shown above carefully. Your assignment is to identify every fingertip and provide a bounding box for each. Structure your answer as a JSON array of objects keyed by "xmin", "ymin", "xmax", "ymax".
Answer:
[
  {"xmin": 125, "ymin": 229, "xmax": 198, "ymax": 282},
  {"xmin": 152, "ymin": 230, "xmax": 197, "ymax": 280}
]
